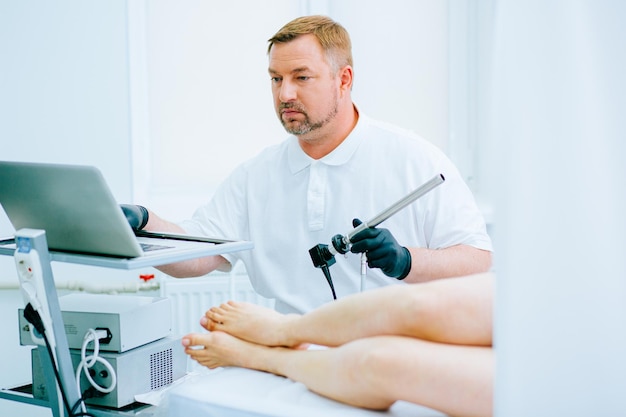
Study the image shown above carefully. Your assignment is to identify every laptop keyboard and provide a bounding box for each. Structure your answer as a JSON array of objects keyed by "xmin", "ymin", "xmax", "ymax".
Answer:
[{"xmin": 140, "ymin": 242, "xmax": 174, "ymax": 252}]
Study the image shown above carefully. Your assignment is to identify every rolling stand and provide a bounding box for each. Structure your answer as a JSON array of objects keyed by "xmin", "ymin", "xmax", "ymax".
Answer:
[{"xmin": 0, "ymin": 228, "xmax": 252, "ymax": 417}]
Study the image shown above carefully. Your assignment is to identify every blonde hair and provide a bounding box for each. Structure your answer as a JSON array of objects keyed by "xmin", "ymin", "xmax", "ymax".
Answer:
[{"xmin": 267, "ymin": 15, "xmax": 353, "ymax": 72}]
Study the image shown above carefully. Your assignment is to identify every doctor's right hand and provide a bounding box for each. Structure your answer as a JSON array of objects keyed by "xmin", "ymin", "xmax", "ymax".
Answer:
[
  {"xmin": 349, "ymin": 218, "xmax": 412, "ymax": 280},
  {"xmin": 120, "ymin": 204, "xmax": 149, "ymax": 231}
]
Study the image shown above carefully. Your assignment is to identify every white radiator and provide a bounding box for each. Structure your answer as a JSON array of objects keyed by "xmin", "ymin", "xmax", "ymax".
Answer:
[{"xmin": 159, "ymin": 267, "xmax": 274, "ymax": 338}]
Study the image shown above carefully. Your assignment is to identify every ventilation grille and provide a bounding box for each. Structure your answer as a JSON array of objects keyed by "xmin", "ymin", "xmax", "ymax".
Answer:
[{"xmin": 150, "ymin": 348, "xmax": 173, "ymax": 390}]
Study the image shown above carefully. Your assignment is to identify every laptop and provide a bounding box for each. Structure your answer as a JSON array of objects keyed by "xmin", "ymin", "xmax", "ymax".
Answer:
[{"xmin": 0, "ymin": 161, "xmax": 235, "ymax": 260}]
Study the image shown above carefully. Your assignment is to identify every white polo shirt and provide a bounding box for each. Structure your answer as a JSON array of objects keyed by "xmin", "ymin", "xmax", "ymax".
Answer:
[{"xmin": 180, "ymin": 113, "xmax": 492, "ymax": 314}]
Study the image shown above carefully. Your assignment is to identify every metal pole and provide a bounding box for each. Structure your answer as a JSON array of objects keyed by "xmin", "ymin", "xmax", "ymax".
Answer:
[
  {"xmin": 344, "ymin": 173, "xmax": 445, "ymax": 243},
  {"xmin": 15, "ymin": 229, "xmax": 82, "ymax": 417}
]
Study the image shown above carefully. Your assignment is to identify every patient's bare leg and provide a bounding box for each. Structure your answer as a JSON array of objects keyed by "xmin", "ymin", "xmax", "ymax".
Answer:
[
  {"xmin": 205, "ymin": 272, "xmax": 493, "ymax": 347},
  {"xmin": 182, "ymin": 331, "xmax": 493, "ymax": 417}
]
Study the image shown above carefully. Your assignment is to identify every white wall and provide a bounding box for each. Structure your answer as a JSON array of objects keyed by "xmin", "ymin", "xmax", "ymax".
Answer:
[
  {"xmin": 135, "ymin": 0, "xmax": 452, "ymax": 220},
  {"xmin": 1, "ymin": 0, "xmax": 458, "ymax": 233},
  {"xmin": 0, "ymin": 2, "xmax": 134, "ymax": 414},
  {"xmin": 0, "ymin": 1, "xmax": 456, "ymax": 415},
  {"xmin": 7, "ymin": 1, "xmax": 624, "ymax": 416}
]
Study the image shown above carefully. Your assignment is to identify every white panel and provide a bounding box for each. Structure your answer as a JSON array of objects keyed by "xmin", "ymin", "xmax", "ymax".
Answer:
[{"xmin": 492, "ymin": 2, "xmax": 626, "ymax": 416}]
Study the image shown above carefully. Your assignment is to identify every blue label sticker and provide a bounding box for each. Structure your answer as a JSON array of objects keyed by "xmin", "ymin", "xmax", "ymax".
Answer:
[{"xmin": 16, "ymin": 237, "xmax": 32, "ymax": 253}]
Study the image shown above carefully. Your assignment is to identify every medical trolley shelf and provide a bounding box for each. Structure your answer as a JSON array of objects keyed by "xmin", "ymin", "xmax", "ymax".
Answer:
[{"xmin": 0, "ymin": 229, "xmax": 253, "ymax": 417}]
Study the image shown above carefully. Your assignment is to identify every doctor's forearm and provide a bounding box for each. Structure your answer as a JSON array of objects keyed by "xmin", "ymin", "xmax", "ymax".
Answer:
[
  {"xmin": 143, "ymin": 209, "xmax": 187, "ymax": 234},
  {"xmin": 144, "ymin": 209, "xmax": 229, "ymax": 277},
  {"xmin": 403, "ymin": 245, "xmax": 492, "ymax": 283}
]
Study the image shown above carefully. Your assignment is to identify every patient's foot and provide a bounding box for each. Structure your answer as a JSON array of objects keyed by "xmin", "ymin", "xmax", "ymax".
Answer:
[
  {"xmin": 203, "ymin": 300, "xmax": 300, "ymax": 347},
  {"xmin": 182, "ymin": 331, "xmax": 283, "ymax": 373}
]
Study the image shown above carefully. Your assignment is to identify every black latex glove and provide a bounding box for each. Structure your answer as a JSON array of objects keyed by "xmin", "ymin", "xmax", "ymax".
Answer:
[
  {"xmin": 349, "ymin": 218, "xmax": 412, "ymax": 280},
  {"xmin": 120, "ymin": 204, "xmax": 149, "ymax": 231}
]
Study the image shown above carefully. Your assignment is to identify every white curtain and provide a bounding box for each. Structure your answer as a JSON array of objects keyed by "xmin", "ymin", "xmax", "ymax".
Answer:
[{"xmin": 492, "ymin": 2, "xmax": 626, "ymax": 415}]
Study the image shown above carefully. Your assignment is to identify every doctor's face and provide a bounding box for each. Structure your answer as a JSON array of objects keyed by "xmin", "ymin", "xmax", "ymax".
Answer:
[{"xmin": 268, "ymin": 34, "xmax": 340, "ymax": 138}]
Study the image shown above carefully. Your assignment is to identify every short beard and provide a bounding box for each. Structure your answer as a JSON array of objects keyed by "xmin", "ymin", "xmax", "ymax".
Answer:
[{"xmin": 280, "ymin": 101, "xmax": 338, "ymax": 136}]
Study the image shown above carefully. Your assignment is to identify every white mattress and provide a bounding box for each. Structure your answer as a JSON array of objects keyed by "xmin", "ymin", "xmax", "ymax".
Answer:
[{"xmin": 168, "ymin": 367, "xmax": 448, "ymax": 417}]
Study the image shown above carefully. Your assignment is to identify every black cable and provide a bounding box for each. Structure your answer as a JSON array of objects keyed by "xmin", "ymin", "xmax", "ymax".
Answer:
[
  {"xmin": 71, "ymin": 388, "xmax": 99, "ymax": 417},
  {"xmin": 23, "ymin": 304, "xmax": 72, "ymax": 414},
  {"xmin": 308, "ymin": 244, "xmax": 337, "ymax": 300},
  {"xmin": 71, "ymin": 392, "xmax": 93, "ymax": 415},
  {"xmin": 71, "ymin": 398, "xmax": 84, "ymax": 415},
  {"xmin": 321, "ymin": 265, "xmax": 337, "ymax": 300},
  {"xmin": 24, "ymin": 303, "xmax": 97, "ymax": 417},
  {"xmin": 40, "ymin": 327, "xmax": 73, "ymax": 415}
]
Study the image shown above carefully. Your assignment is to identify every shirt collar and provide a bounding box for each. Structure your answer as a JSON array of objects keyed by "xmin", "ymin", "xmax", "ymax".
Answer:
[{"xmin": 287, "ymin": 110, "xmax": 368, "ymax": 174}]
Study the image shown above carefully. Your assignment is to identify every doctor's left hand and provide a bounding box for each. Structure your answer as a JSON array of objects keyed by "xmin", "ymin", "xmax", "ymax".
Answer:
[
  {"xmin": 349, "ymin": 218, "xmax": 412, "ymax": 280},
  {"xmin": 120, "ymin": 204, "xmax": 149, "ymax": 231}
]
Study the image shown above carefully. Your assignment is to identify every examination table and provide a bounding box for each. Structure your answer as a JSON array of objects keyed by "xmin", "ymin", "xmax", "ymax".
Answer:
[{"xmin": 167, "ymin": 367, "xmax": 448, "ymax": 417}]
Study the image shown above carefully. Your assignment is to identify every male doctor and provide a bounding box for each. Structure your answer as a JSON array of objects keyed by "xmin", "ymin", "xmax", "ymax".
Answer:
[{"xmin": 123, "ymin": 15, "xmax": 492, "ymax": 314}]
